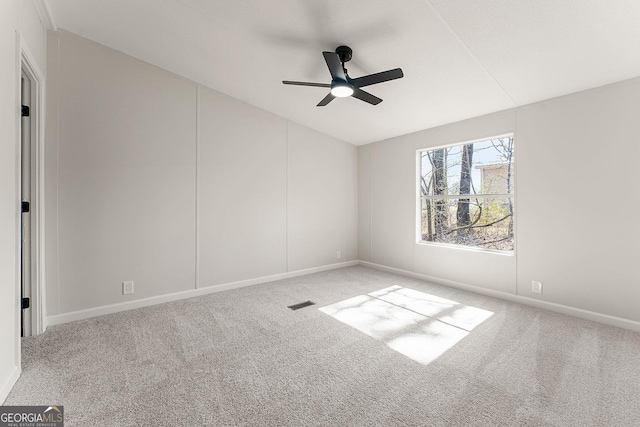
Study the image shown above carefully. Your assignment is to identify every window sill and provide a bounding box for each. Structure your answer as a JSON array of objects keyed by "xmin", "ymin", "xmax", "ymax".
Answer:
[{"xmin": 416, "ymin": 240, "xmax": 514, "ymax": 256}]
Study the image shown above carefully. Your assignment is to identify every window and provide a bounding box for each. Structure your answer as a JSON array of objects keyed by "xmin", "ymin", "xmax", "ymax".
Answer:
[{"xmin": 418, "ymin": 135, "xmax": 514, "ymax": 252}]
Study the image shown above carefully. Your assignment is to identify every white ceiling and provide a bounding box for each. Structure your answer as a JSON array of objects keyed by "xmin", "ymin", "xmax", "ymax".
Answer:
[{"xmin": 47, "ymin": 0, "xmax": 640, "ymax": 145}]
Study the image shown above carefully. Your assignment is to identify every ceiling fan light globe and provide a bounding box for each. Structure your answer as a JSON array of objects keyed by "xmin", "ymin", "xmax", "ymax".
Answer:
[{"xmin": 330, "ymin": 82, "xmax": 354, "ymax": 98}]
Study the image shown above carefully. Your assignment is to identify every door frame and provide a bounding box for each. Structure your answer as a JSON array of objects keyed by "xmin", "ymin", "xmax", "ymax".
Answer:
[{"xmin": 18, "ymin": 36, "xmax": 46, "ymax": 336}]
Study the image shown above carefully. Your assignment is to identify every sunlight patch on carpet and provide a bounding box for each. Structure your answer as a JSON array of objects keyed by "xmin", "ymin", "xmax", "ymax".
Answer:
[{"xmin": 319, "ymin": 285, "xmax": 493, "ymax": 365}]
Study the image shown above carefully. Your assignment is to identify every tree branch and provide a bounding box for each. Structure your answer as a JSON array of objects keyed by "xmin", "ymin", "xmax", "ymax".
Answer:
[
  {"xmin": 476, "ymin": 236, "xmax": 511, "ymax": 246},
  {"xmin": 443, "ymin": 213, "xmax": 511, "ymax": 236}
]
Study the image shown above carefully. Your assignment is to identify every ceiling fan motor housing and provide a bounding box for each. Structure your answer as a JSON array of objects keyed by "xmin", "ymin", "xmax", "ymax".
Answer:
[{"xmin": 336, "ymin": 45, "xmax": 352, "ymax": 63}]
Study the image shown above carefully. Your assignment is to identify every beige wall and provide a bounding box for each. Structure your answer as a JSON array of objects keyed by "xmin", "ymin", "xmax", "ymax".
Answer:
[
  {"xmin": 360, "ymin": 77, "xmax": 640, "ymax": 323},
  {"xmin": 516, "ymin": 80, "xmax": 640, "ymax": 321},
  {"xmin": 1, "ymin": 0, "xmax": 47, "ymax": 404},
  {"xmin": 44, "ymin": 29, "xmax": 59, "ymax": 317},
  {"xmin": 357, "ymin": 145, "xmax": 372, "ymax": 262},
  {"xmin": 17, "ymin": 0, "xmax": 45, "ymax": 71},
  {"xmin": 287, "ymin": 122, "xmax": 358, "ymax": 271},
  {"xmin": 51, "ymin": 32, "xmax": 197, "ymax": 314},
  {"xmin": 45, "ymin": 31, "xmax": 358, "ymax": 317},
  {"xmin": 0, "ymin": 0, "xmax": 20, "ymax": 405},
  {"xmin": 197, "ymin": 87, "xmax": 287, "ymax": 286}
]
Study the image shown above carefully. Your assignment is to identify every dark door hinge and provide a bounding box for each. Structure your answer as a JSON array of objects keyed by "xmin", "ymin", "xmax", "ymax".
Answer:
[
  {"xmin": 22, "ymin": 297, "xmax": 30, "ymax": 309},
  {"xmin": 21, "ymin": 105, "xmax": 30, "ymax": 117},
  {"xmin": 22, "ymin": 201, "xmax": 30, "ymax": 213}
]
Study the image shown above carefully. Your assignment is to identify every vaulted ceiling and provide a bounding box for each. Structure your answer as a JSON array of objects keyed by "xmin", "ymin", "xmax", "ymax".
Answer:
[{"xmin": 47, "ymin": 0, "xmax": 640, "ymax": 145}]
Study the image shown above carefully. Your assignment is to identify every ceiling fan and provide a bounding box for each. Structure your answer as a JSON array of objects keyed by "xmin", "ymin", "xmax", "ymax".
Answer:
[{"xmin": 283, "ymin": 45, "xmax": 404, "ymax": 106}]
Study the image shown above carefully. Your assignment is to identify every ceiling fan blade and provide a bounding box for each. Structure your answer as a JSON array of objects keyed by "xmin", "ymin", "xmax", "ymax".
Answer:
[
  {"xmin": 283, "ymin": 80, "xmax": 331, "ymax": 88},
  {"xmin": 351, "ymin": 68, "xmax": 404, "ymax": 88},
  {"xmin": 317, "ymin": 92, "xmax": 335, "ymax": 106},
  {"xmin": 322, "ymin": 51, "xmax": 346, "ymax": 81},
  {"xmin": 352, "ymin": 88, "xmax": 382, "ymax": 105}
]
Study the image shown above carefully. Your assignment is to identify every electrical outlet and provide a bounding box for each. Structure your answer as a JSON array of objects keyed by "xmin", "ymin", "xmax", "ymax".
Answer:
[
  {"xmin": 336, "ymin": 251, "xmax": 341, "ymax": 260},
  {"xmin": 531, "ymin": 280, "xmax": 543, "ymax": 294},
  {"xmin": 123, "ymin": 281, "xmax": 134, "ymax": 295}
]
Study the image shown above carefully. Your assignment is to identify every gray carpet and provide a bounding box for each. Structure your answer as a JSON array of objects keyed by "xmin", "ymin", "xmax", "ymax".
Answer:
[{"xmin": 5, "ymin": 266, "xmax": 640, "ymax": 426}]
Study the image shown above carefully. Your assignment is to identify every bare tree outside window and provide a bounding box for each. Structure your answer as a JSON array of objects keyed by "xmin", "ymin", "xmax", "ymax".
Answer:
[{"xmin": 419, "ymin": 136, "xmax": 514, "ymax": 251}]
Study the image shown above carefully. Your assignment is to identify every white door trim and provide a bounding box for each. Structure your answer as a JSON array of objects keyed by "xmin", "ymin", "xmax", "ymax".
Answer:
[{"xmin": 19, "ymin": 37, "xmax": 46, "ymax": 336}]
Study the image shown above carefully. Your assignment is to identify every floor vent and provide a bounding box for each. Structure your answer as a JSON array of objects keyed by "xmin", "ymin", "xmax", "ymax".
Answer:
[{"xmin": 288, "ymin": 300, "xmax": 315, "ymax": 311}]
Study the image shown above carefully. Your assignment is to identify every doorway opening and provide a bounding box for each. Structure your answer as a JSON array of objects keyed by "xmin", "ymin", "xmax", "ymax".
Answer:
[{"xmin": 21, "ymin": 70, "xmax": 32, "ymax": 337}]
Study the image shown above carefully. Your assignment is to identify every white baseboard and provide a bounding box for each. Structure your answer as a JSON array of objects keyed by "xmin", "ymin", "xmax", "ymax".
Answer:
[
  {"xmin": 359, "ymin": 261, "xmax": 640, "ymax": 333},
  {"xmin": 0, "ymin": 365, "xmax": 20, "ymax": 404},
  {"xmin": 46, "ymin": 260, "xmax": 359, "ymax": 327}
]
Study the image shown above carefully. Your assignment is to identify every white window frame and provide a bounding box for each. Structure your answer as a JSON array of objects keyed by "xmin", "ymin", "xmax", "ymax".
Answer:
[{"xmin": 416, "ymin": 133, "xmax": 515, "ymax": 254}]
